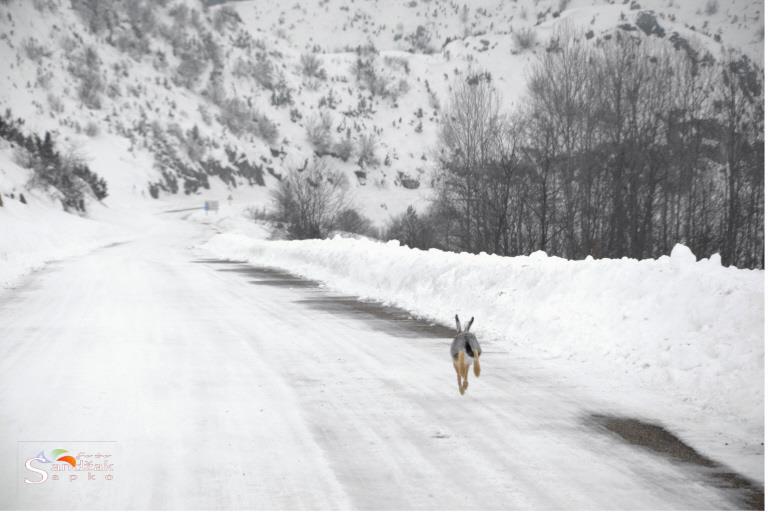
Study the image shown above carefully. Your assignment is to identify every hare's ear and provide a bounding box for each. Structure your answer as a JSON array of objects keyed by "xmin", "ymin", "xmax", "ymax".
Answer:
[
  {"xmin": 455, "ymin": 314, "xmax": 462, "ymax": 333},
  {"xmin": 465, "ymin": 317, "xmax": 474, "ymax": 332}
]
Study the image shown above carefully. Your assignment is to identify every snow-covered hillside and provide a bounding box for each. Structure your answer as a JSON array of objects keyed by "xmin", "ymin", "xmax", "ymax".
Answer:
[
  {"xmin": 0, "ymin": 0, "xmax": 763, "ymax": 225},
  {"xmin": 0, "ymin": 141, "xmax": 130, "ymax": 287}
]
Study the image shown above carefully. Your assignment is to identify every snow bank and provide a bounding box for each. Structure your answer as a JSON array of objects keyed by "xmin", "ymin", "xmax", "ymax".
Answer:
[
  {"xmin": 0, "ymin": 200, "xmax": 123, "ymax": 289},
  {"xmin": 0, "ymin": 150, "xmax": 127, "ymax": 288},
  {"xmin": 203, "ymin": 233, "xmax": 763, "ymax": 435}
]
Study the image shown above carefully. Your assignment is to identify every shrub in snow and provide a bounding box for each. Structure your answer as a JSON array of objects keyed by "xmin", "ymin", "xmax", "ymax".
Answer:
[
  {"xmin": 35, "ymin": 67, "xmax": 53, "ymax": 90},
  {"xmin": 270, "ymin": 76, "xmax": 294, "ymax": 107},
  {"xmin": 255, "ymin": 112, "xmax": 279, "ymax": 146},
  {"xmin": 159, "ymin": 18, "xmax": 188, "ymax": 54},
  {"xmin": 231, "ymin": 57, "xmax": 254, "ymax": 79},
  {"xmin": 232, "ymin": 29, "xmax": 253, "ymax": 49},
  {"xmin": 32, "ymin": 0, "xmax": 56, "ymax": 12},
  {"xmin": 405, "ymin": 25, "xmax": 435, "ymax": 53},
  {"xmin": 198, "ymin": 104, "xmax": 212, "ymax": 125},
  {"xmin": 165, "ymin": 122, "xmax": 185, "ymax": 143},
  {"xmin": 183, "ymin": 125, "xmax": 206, "ymax": 162},
  {"xmin": 333, "ymin": 134, "xmax": 355, "ymax": 162},
  {"xmin": 384, "ymin": 55, "xmax": 410, "ymax": 74},
  {"xmin": 205, "ymin": 72, "xmax": 227, "ymax": 106},
  {"xmin": 300, "ymin": 53, "xmax": 326, "ymax": 80},
  {"xmin": 105, "ymin": 82, "xmax": 122, "ymax": 99},
  {"xmin": 306, "ymin": 111, "xmax": 334, "ymax": 155},
  {"xmin": 384, "ymin": 205, "xmax": 437, "ymax": 250},
  {"xmin": 334, "ymin": 208, "xmax": 375, "ymax": 237},
  {"xmin": 253, "ymin": 55, "xmax": 277, "ymax": 90},
  {"xmin": 397, "ymin": 78, "xmax": 410, "ymax": 97},
  {"xmin": 84, "ymin": 121, "xmax": 100, "ymax": 137},
  {"xmin": 174, "ymin": 43, "xmax": 207, "ymax": 89},
  {"xmin": 202, "ymin": 32, "xmax": 224, "ymax": 69},
  {"xmin": 114, "ymin": 28, "xmax": 151, "ymax": 61},
  {"xmin": 271, "ymin": 160, "xmax": 350, "ymax": 239},
  {"xmin": 22, "ymin": 37, "xmax": 51, "ymax": 63},
  {"xmin": 356, "ymin": 132, "xmax": 379, "ymax": 167},
  {"xmin": 351, "ymin": 52, "xmax": 394, "ymax": 98},
  {"xmin": 69, "ymin": 46, "xmax": 104, "ymax": 109},
  {"xmin": 635, "ymin": 11, "xmax": 666, "ymax": 37},
  {"xmin": 168, "ymin": 3, "xmax": 190, "ymax": 26},
  {"xmin": 62, "ymin": 145, "xmax": 108, "ymax": 201},
  {"xmin": 514, "ymin": 27, "xmax": 537, "ymax": 50},
  {"xmin": 318, "ymin": 90, "xmax": 339, "ymax": 110},
  {"xmin": 72, "ymin": 164, "xmax": 108, "ymax": 201},
  {"xmin": 125, "ymin": 1, "xmax": 157, "ymax": 37},
  {"xmin": 219, "ymin": 98, "xmax": 253, "ymax": 136},
  {"xmin": 460, "ymin": 4, "xmax": 469, "ymax": 23},
  {"xmin": 71, "ymin": 0, "xmax": 115, "ymax": 34},
  {"xmin": 212, "ymin": 5, "xmax": 240, "ymax": 33},
  {"xmin": 245, "ymin": 205, "xmax": 278, "ymax": 223}
]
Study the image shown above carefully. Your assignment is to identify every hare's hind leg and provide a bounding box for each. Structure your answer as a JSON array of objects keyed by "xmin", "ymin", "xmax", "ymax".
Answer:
[
  {"xmin": 453, "ymin": 356, "xmax": 464, "ymax": 395},
  {"xmin": 473, "ymin": 350, "xmax": 481, "ymax": 377},
  {"xmin": 461, "ymin": 358, "xmax": 470, "ymax": 392}
]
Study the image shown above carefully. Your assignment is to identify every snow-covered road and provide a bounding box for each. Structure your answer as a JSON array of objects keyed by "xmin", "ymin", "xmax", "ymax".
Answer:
[{"xmin": 0, "ymin": 214, "xmax": 759, "ymax": 509}]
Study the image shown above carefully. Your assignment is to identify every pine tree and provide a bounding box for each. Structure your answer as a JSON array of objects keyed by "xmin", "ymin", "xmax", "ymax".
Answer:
[{"xmin": 38, "ymin": 132, "xmax": 56, "ymax": 164}]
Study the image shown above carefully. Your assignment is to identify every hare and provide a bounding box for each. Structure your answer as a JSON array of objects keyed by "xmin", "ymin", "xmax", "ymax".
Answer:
[{"xmin": 450, "ymin": 315, "xmax": 481, "ymax": 395}]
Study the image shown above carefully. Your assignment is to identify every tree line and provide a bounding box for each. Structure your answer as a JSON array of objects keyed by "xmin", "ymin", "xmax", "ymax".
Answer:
[{"xmin": 420, "ymin": 26, "xmax": 763, "ymax": 268}]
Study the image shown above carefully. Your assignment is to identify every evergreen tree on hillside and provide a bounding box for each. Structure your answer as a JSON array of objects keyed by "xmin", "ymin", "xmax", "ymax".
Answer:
[{"xmin": 0, "ymin": 110, "xmax": 109, "ymax": 210}]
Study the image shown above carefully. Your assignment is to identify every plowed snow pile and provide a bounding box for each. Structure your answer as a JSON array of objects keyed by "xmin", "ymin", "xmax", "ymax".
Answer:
[{"xmin": 203, "ymin": 231, "xmax": 764, "ymax": 478}]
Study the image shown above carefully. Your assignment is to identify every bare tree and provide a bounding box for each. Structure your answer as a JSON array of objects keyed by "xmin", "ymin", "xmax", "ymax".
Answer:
[
  {"xmin": 437, "ymin": 70, "xmax": 503, "ymax": 251},
  {"xmin": 428, "ymin": 28, "xmax": 764, "ymax": 268},
  {"xmin": 271, "ymin": 160, "xmax": 350, "ymax": 239}
]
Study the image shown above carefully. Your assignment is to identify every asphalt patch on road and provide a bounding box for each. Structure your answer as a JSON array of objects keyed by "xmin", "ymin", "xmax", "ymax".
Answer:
[
  {"xmin": 588, "ymin": 414, "xmax": 764, "ymax": 510},
  {"xmin": 216, "ymin": 265, "xmax": 320, "ymax": 288},
  {"xmin": 98, "ymin": 241, "xmax": 130, "ymax": 250},
  {"xmin": 296, "ymin": 295, "xmax": 455, "ymax": 339},
  {"xmin": 194, "ymin": 260, "xmax": 454, "ymax": 339},
  {"xmin": 190, "ymin": 258, "xmax": 247, "ymax": 264}
]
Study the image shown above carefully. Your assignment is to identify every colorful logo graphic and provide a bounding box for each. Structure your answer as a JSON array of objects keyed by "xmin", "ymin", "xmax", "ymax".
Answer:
[
  {"xmin": 37, "ymin": 449, "xmax": 77, "ymax": 468},
  {"xmin": 20, "ymin": 441, "xmax": 116, "ymax": 486},
  {"xmin": 24, "ymin": 448, "xmax": 77, "ymax": 484}
]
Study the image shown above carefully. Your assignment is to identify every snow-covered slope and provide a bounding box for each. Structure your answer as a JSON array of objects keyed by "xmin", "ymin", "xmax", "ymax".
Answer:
[
  {"xmin": 0, "ymin": 0, "xmax": 763, "ymax": 225},
  {"xmin": 202, "ymin": 228, "xmax": 764, "ymax": 482},
  {"xmin": 0, "ymin": 142, "xmax": 132, "ymax": 287},
  {"xmin": 230, "ymin": 0, "xmax": 763, "ymax": 61}
]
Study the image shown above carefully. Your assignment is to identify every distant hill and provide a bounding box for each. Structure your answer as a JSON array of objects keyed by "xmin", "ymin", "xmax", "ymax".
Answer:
[{"xmin": 0, "ymin": 0, "xmax": 763, "ymax": 223}]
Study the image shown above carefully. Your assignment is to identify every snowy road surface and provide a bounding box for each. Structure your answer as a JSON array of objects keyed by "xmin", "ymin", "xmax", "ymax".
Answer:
[{"xmin": 0, "ymin": 214, "xmax": 760, "ymax": 509}]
